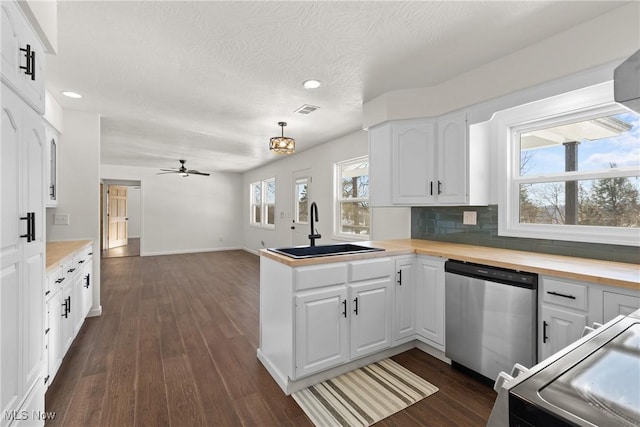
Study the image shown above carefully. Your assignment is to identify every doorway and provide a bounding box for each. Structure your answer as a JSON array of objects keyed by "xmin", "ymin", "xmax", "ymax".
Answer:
[
  {"xmin": 291, "ymin": 169, "xmax": 312, "ymax": 246},
  {"xmin": 101, "ymin": 179, "xmax": 142, "ymax": 258}
]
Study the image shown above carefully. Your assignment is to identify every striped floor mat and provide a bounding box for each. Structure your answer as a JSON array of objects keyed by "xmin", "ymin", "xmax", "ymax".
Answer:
[{"xmin": 292, "ymin": 359, "xmax": 439, "ymax": 427}]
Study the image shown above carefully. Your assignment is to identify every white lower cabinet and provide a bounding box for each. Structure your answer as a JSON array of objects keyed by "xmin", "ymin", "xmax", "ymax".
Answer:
[
  {"xmin": 295, "ymin": 286, "xmax": 349, "ymax": 378},
  {"xmin": 603, "ymin": 291, "xmax": 640, "ymax": 321},
  {"xmin": 393, "ymin": 257, "xmax": 416, "ymax": 342},
  {"xmin": 415, "ymin": 256, "xmax": 445, "ymax": 348},
  {"xmin": 44, "ymin": 288, "xmax": 63, "ymax": 387},
  {"xmin": 540, "ymin": 305, "xmax": 587, "ymax": 360},
  {"xmin": 293, "ymin": 258, "xmax": 393, "ymax": 379}
]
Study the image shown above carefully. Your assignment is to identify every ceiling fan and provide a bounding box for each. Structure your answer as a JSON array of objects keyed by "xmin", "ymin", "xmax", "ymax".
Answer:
[{"xmin": 157, "ymin": 159, "xmax": 210, "ymax": 177}]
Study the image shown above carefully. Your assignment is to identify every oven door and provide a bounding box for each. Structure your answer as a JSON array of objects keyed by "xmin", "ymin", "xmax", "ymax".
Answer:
[{"xmin": 509, "ymin": 315, "xmax": 640, "ymax": 427}]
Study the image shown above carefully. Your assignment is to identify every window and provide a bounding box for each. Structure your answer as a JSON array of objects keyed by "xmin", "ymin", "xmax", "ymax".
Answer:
[
  {"xmin": 250, "ymin": 178, "xmax": 276, "ymax": 228},
  {"xmin": 294, "ymin": 176, "xmax": 309, "ymax": 224},
  {"xmin": 335, "ymin": 156, "xmax": 370, "ymax": 239},
  {"xmin": 498, "ymin": 82, "xmax": 640, "ymax": 246}
]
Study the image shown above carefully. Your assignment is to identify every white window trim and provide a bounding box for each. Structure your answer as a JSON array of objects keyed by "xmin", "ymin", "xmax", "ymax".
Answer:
[
  {"xmin": 334, "ymin": 156, "xmax": 371, "ymax": 241},
  {"xmin": 496, "ymin": 81, "xmax": 640, "ymax": 247},
  {"xmin": 249, "ymin": 178, "xmax": 276, "ymax": 229}
]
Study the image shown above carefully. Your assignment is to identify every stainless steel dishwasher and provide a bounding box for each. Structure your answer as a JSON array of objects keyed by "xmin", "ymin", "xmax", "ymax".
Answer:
[{"xmin": 445, "ymin": 260, "xmax": 537, "ymax": 384}]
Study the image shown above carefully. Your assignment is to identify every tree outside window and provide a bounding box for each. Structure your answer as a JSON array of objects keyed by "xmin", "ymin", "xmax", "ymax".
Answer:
[{"xmin": 336, "ymin": 157, "xmax": 370, "ymax": 238}]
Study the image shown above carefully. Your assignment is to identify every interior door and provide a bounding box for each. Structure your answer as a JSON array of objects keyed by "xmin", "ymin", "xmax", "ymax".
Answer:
[
  {"xmin": 291, "ymin": 169, "xmax": 312, "ymax": 246},
  {"xmin": 108, "ymin": 185, "xmax": 128, "ymax": 248}
]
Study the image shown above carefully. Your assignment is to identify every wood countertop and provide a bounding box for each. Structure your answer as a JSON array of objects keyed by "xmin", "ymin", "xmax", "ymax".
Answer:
[
  {"xmin": 46, "ymin": 240, "xmax": 93, "ymax": 272},
  {"xmin": 260, "ymin": 239, "xmax": 639, "ymax": 290}
]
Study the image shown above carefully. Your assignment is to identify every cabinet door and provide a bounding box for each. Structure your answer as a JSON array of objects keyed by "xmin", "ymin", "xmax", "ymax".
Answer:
[
  {"xmin": 72, "ymin": 272, "xmax": 84, "ymax": 336},
  {"xmin": 61, "ymin": 281, "xmax": 74, "ymax": 354},
  {"xmin": 1, "ymin": 2, "xmax": 22, "ymax": 92},
  {"xmin": 391, "ymin": 120, "xmax": 436, "ymax": 204},
  {"xmin": 603, "ymin": 291, "xmax": 640, "ymax": 323},
  {"xmin": 21, "ymin": 106, "xmax": 45, "ymax": 395},
  {"xmin": 81, "ymin": 260, "xmax": 93, "ymax": 319},
  {"xmin": 45, "ymin": 290, "xmax": 63, "ymax": 387},
  {"xmin": 540, "ymin": 305, "xmax": 587, "ymax": 360},
  {"xmin": 295, "ymin": 287, "xmax": 348, "ymax": 378},
  {"xmin": 393, "ymin": 258, "xmax": 416, "ymax": 342},
  {"xmin": 349, "ymin": 278, "xmax": 392, "ymax": 359},
  {"xmin": 437, "ymin": 112, "xmax": 467, "ymax": 204},
  {"xmin": 368, "ymin": 123, "xmax": 393, "ymax": 206},
  {"xmin": 416, "ymin": 257, "xmax": 445, "ymax": 347}
]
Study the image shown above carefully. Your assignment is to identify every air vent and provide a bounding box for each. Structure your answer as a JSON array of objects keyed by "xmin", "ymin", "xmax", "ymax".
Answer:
[{"xmin": 294, "ymin": 104, "xmax": 320, "ymax": 115}]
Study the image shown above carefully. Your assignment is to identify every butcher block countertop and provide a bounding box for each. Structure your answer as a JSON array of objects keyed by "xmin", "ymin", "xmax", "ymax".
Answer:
[
  {"xmin": 260, "ymin": 239, "xmax": 639, "ymax": 290},
  {"xmin": 46, "ymin": 240, "xmax": 92, "ymax": 272}
]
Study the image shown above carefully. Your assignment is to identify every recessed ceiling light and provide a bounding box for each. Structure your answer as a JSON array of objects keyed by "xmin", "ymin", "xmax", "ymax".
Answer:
[
  {"xmin": 61, "ymin": 91, "xmax": 82, "ymax": 99},
  {"xmin": 303, "ymin": 79, "xmax": 321, "ymax": 89}
]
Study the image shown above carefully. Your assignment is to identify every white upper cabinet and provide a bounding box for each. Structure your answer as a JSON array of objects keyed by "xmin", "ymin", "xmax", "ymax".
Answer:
[
  {"xmin": 0, "ymin": 0, "xmax": 45, "ymax": 114},
  {"xmin": 391, "ymin": 119, "xmax": 437, "ymax": 204},
  {"xmin": 369, "ymin": 111, "xmax": 488, "ymax": 206}
]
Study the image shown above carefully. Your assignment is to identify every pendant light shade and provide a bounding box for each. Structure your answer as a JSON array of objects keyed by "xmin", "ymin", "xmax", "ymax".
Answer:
[{"xmin": 270, "ymin": 121, "xmax": 295, "ymax": 154}]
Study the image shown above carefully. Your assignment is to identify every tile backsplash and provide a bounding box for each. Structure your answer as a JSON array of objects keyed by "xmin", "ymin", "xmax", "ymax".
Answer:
[{"xmin": 411, "ymin": 205, "xmax": 639, "ymax": 264}]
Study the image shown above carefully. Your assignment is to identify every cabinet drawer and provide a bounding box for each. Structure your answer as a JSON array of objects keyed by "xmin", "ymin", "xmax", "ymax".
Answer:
[
  {"xmin": 62, "ymin": 259, "xmax": 77, "ymax": 277},
  {"xmin": 349, "ymin": 258, "xmax": 393, "ymax": 282},
  {"xmin": 46, "ymin": 267, "xmax": 63, "ymax": 297},
  {"xmin": 542, "ymin": 278, "xmax": 588, "ymax": 311},
  {"xmin": 295, "ymin": 263, "xmax": 347, "ymax": 291}
]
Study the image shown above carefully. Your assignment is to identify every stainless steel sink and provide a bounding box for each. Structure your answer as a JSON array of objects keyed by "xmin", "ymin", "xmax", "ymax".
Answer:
[{"xmin": 268, "ymin": 243, "xmax": 384, "ymax": 259}]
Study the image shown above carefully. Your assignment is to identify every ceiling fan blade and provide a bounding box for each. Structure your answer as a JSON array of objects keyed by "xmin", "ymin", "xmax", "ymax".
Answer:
[
  {"xmin": 159, "ymin": 168, "xmax": 178, "ymax": 172},
  {"xmin": 156, "ymin": 171, "xmax": 179, "ymax": 175},
  {"xmin": 188, "ymin": 170, "xmax": 210, "ymax": 176}
]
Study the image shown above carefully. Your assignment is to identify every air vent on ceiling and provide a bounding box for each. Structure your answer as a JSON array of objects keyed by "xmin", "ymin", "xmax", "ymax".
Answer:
[{"xmin": 294, "ymin": 104, "xmax": 320, "ymax": 115}]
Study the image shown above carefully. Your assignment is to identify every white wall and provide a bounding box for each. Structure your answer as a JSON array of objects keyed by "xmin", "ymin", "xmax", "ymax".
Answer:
[
  {"xmin": 101, "ymin": 164, "xmax": 243, "ymax": 256},
  {"xmin": 127, "ymin": 186, "xmax": 141, "ymax": 238},
  {"xmin": 242, "ymin": 130, "xmax": 411, "ymax": 252},
  {"xmin": 46, "ymin": 110, "xmax": 101, "ymax": 315}
]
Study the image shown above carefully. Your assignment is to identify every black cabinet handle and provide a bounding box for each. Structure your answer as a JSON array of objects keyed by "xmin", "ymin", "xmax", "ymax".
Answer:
[
  {"xmin": 547, "ymin": 291, "xmax": 576, "ymax": 300},
  {"xmin": 19, "ymin": 44, "xmax": 36, "ymax": 80},
  {"xmin": 55, "ymin": 277, "xmax": 65, "ymax": 284},
  {"xmin": 44, "ymin": 375, "xmax": 50, "ymax": 385},
  {"xmin": 353, "ymin": 297, "xmax": 358, "ymax": 315},
  {"xmin": 19, "ymin": 213, "xmax": 34, "ymax": 242},
  {"xmin": 50, "ymin": 184, "xmax": 56, "ymax": 199},
  {"xmin": 67, "ymin": 268, "xmax": 76, "ymax": 273},
  {"xmin": 543, "ymin": 321, "xmax": 549, "ymax": 343},
  {"xmin": 62, "ymin": 299, "xmax": 69, "ymax": 318},
  {"xmin": 45, "ymin": 327, "xmax": 50, "ymax": 334},
  {"xmin": 429, "ymin": 181, "xmax": 433, "ymax": 196},
  {"xmin": 68, "ymin": 296, "xmax": 71, "ymax": 313},
  {"xmin": 437, "ymin": 181, "xmax": 442, "ymax": 195},
  {"xmin": 397, "ymin": 270, "xmax": 402, "ymax": 286},
  {"xmin": 88, "ymin": 252, "xmax": 93, "ymax": 256},
  {"xmin": 31, "ymin": 212, "xmax": 35, "ymax": 241},
  {"xmin": 342, "ymin": 300, "xmax": 347, "ymax": 318},
  {"xmin": 78, "ymin": 260, "xmax": 85, "ymax": 264},
  {"xmin": 84, "ymin": 274, "xmax": 90, "ymax": 288},
  {"xmin": 45, "ymin": 290, "xmax": 50, "ymax": 296}
]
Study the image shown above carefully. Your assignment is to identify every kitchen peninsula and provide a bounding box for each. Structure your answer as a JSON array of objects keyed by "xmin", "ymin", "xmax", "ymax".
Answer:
[{"xmin": 258, "ymin": 239, "xmax": 639, "ymax": 394}]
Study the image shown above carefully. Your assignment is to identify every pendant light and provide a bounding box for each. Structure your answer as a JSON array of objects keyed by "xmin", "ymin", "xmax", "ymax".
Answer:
[{"xmin": 269, "ymin": 121, "xmax": 295, "ymax": 154}]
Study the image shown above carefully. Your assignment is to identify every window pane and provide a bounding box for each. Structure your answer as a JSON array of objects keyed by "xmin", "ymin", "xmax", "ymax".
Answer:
[
  {"xmin": 295, "ymin": 178, "xmax": 308, "ymax": 223},
  {"xmin": 253, "ymin": 204, "xmax": 261, "ymax": 224},
  {"xmin": 520, "ymin": 176, "xmax": 640, "ymax": 227},
  {"xmin": 265, "ymin": 180, "xmax": 275, "ymax": 203},
  {"xmin": 266, "ymin": 204, "xmax": 275, "ymax": 225},
  {"xmin": 253, "ymin": 183, "xmax": 262, "ymax": 204},
  {"xmin": 339, "ymin": 201, "xmax": 370, "ymax": 235},
  {"xmin": 341, "ymin": 175, "xmax": 369, "ymax": 199},
  {"xmin": 520, "ymin": 111, "xmax": 639, "ymax": 176}
]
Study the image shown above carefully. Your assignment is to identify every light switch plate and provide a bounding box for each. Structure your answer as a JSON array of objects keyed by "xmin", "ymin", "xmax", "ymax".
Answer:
[
  {"xmin": 463, "ymin": 211, "xmax": 477, "ymax": 225},
  {"xmin": 54, "ymin": 213, "xmax": 70, "ymax": 225}
]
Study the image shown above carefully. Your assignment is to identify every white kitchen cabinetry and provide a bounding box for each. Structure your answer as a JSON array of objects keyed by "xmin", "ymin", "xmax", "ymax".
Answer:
[
  {"xmin": 295, "ymin": 286, "xmax": 349, "ymax": 378},
  {"xmin": 44, "ymin": 124, "xmax": 59, "ymax": 207},
  {"xmin": 44, "ymin": 243, "xmax": 93, "ymax": 389},
  {"xmin": 368, "ymin": 111, "xmax": 488, "ymax": 206},
  {"xmin": 393, "ymin": 256, "xmax": 416, "ymax": 343},
  {"xmin": 349, "ymin": 277, "xmax": 392, "ymax": 359},
  {"xmin": 1, "ymin": 84, "xmax": 45, "ymax": 426},
  {"xmin": 391, "ymin": 119, "xmax": 437, "ymax": 204},
  {"xmin": 1, "ymin": 0, "xmax": 45, "ymax": 114},
  {"xmin": 415, "ymin": 256, "xmax": 445, "ymax": 349},
  {"xmin": 538, "ymin": 276, "xmax": 639, "ymax": 361}
]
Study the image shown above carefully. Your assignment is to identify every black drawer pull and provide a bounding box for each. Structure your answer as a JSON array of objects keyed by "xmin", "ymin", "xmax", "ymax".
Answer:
[
  {"xmin": 67, "ymin": 268, "xmax": 76, "ymax": 273},
  {"xmin": 547, "ymin": 291, "xmax": 576, "ymax": 300},
  {"xmin": 543, "ymin": 321, "xmax": 549, "ymax": 343},
  {"xmin": 353, "ymin": 297, "xmax": 359, "ymax": 315},
  {"xmin": 397, "ymin": 270, "xmax": 402, "ymax": 286},
  {"xmin": 342, "ymin": 300, "xmax": 347, "ymax": 318}
]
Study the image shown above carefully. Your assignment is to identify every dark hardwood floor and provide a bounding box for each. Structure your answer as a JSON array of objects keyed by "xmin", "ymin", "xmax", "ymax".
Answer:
[
  {"xmin": 101, "ymin": 238, "xmax": 141, "ymax": 258},
  {"xmin": 45, "ymin": 250, "xmax": 496, "ymax": 426}
]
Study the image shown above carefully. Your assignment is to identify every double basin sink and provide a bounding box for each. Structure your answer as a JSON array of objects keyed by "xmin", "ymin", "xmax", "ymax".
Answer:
[{"xmin": 268, "ymin": 243, "xmax": 384, "ymax": 259}]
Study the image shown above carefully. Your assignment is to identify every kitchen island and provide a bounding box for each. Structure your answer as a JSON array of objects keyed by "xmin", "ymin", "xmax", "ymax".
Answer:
[{"xmin": 258, "ymin": 239, "xmax": 639, "ymax": 394}]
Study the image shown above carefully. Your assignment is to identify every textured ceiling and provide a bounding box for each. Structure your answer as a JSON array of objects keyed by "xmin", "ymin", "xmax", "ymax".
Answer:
[{"xmin": 46, "ymin": 1, "xmax": 627, "ymax": 173}]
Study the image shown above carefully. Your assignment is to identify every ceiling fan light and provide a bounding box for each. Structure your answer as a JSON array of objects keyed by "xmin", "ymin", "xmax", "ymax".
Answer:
[{"xmin": 270, "ymin": 122, "xmax": 295, "ymax": 154}]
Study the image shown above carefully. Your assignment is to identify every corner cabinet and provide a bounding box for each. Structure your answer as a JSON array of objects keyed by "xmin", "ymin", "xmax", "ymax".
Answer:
[
  {"xmin": 393, "ymin": 256, "xmax": 416, "ymax": 343},
  {"xmin": 369, "ymin": 111, "xmax": 488, "ymax": 206},
  {"xmin": 415, "ymin": 256, "xmax": 445, "ymax": 349}
]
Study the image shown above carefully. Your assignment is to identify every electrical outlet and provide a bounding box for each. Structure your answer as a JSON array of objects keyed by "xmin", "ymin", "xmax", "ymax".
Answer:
[
  {"xmin": 54, "ymin": 213, "xmax": 70, "ymax": 225},
  {"xmin": 463, "ymin": 211, "xmax": 477, "ymax": 225}
]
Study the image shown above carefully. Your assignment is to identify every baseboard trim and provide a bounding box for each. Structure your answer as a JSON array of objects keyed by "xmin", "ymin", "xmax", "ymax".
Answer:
[
  {"xmin": 243, "ymin": 247, "xmax": 260, "ymax": 256},
  {"xmin": 141, "ymin": 246, "xmax": 243, "ymax": 257},
  {"xmin": 87, "ymin": 305, "xmax": 102, "ymax": 317}
]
